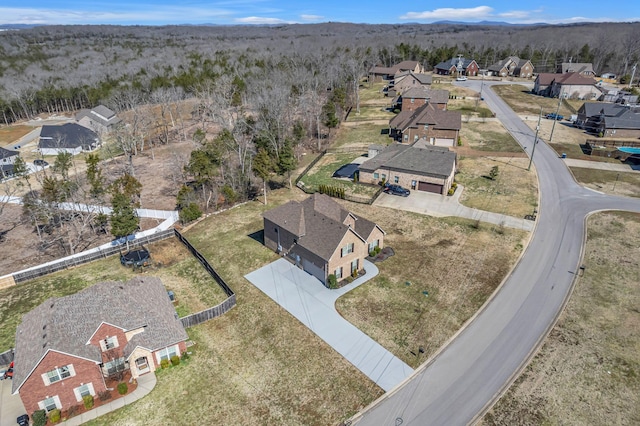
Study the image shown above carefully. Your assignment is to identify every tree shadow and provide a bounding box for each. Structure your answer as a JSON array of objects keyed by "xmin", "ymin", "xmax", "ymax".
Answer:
[{"xmin": 247, "ymin": 230, "xmax": 264, "ymax": 245}]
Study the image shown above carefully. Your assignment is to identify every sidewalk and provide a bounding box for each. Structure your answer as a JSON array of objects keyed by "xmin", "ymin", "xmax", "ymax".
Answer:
[
  {"xmin": 245, "ymin": 259, "xmax": 414, "ymax": 392},
  {"xmin": 563, "ymin": 158, "xmax": 640, "ymax": 172},
  {"xmin": 60, "ymin": 373, "xmax": 156, "ymax": 425}
]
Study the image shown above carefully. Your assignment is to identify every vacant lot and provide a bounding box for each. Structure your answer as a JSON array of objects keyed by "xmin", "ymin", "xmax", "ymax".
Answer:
[
  {"xmin": 0, "ymin": 125, "xmax": 33, "ymax": 146},
  {"xmin": 337, "ymin": 203, "xmax": 529, "ymax": 367},
  {"xmin": 460, "ymin": 121, "xmax": 522, "ymax": 152},
  {"xmin": 492, "ymin": 84, "xmax": 581, "ymax": 118},
  {"xmin": 454, "ymin": 157, "xmax": 539, "ymax": 218},
  {"xmin": 483, "ymin": 212, "xmax": 640, "ymax": 425},
  {"xmin": 333, "ymin": 121, "xmax": 391, "ymax": 148},
  {"xmin": 0, "ymin": 237, "xmax": 228, "ymax": 352},
  {"xmin": 570, "ymin": 167, "xmax": 640, "ymax": 198}
]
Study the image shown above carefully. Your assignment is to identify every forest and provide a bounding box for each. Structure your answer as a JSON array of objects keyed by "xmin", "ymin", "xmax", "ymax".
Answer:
[{"xmin": 1, "ymin": 21, "xmax": 640, "ymax": 258}]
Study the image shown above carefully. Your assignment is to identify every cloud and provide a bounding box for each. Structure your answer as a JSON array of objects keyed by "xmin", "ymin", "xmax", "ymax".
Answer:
[
  {"xmin": 498, "ymin": 10, "xmax": 532, "ymax": 20},
  {"xmin": 234, "ymin": 16, "xmax": 291, "ymax": 24},
  {"xmin": 400, "ymin": 6, "xmax": 493, "ymax": 21},
  {"xmin": 301, "ymin": 14, "xmax": 324, "ymax": 22}
]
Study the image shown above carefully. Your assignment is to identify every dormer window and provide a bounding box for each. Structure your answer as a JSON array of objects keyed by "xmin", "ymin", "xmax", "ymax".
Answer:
[{"xmin": 101, "ymin": 336, "xmax": 119, "ymax": 351}]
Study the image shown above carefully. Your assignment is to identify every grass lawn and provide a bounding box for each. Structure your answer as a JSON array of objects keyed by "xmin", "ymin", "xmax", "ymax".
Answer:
[
  {"xmin": 461, "ymin": 121, "xmax": 522, "ymax": 152},
  {"xmin": 86, "ymin": 189, "xmax": 383, "ymax": 426},
  {"xmin": 336, "ymin": 203, "xmax": 529, "ymax": 368},
  {"xmin": 482, "ymin": 212, "xmax": 640, "ymax": 425},
  {"xmin": 570, "ymin": 167, "xmax": 640, "ymax": 198},
  {"xmin": 492, "ymin": 84, "xmax": 578, "ymax": 118},
  {"xmin": 298, "ymin": 152, "xmax": 380, "ymax": 197},
  {"xmin": 332, "ymin": 122, "xmax": 391, "ymax": 148},
  {"xmin": 455, "ymin": 157, "xmax": 539, "ymax": 218},
  {"xmin": 359, "ymin": 81, "xmax": 388, "ymax": 102},
  {"xmin": 0, "ymin": 125, "xmax": 33, "ymax": 146},
  {"xmin": 348, "ymin": 105, "xmax": 395, "ymax": 122}
]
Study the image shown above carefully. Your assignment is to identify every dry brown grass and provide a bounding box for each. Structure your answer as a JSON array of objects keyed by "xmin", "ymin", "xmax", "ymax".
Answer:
[
  {"xmin": 0, "ymin": 125, "xmax": 33, "ymax": 145},
  {"xmin": 455, "ymin": 157, "xmax": 539, "ymax": 218},
  {"xmin": 570, "ymin": 167, "xmax": 640, "ymax": 198},
  {"xmin": 482, "ymin": 212, "xmax": 640, "ymax": 426}
]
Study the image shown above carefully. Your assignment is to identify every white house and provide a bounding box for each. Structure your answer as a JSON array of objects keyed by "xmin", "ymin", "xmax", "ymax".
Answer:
[{"xmin": 38, "ymin": 123, "xmax": 100, "ymax": 156}]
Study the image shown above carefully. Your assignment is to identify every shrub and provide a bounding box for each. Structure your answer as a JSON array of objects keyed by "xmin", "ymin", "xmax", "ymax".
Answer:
[
  {"xmin": 160, "ymin": 358, "xmax": 170, "ymax": 369},
  {"xmin": 67, "ymin": 405, "xmax": 80, "ymax": 418},
  {"xmin": 32, "ymin": 410, "xmax": 46, "ymax": 426},
  {"xmin": 351, "ymin": 269, "xmax": 358, "ymax": 278},
  {"xmin": 98, "ymin": 390, "xmax": 112, "ymax": 401},
  {"xmin": 170, "ymin": 355, "xmax": 180, "ymax": 366},
  {"xmin": 179, "ymin": 203, "xmax": 202, "ymax": 224},
  {"xmin": 457, "ymin": 136, "xmax": 462, "ymax": 146},
  {"xmin": 452, "ymin": 182, "xmax": 458, "ymax": 189},
  {"xmin": 327, "ymin": 274, "xmax": 337, "ymax": 289},
  {"xmin": 117, "ymin": 382, "xmax": 128, "ymax": 395},
  {"xmin": 448, "ymin": 188, "xmax": 455, "ymax": 196},
  {"xmin": 49, "ymin": 409, "xmax": 61, "ymax": 423},
  {"xmin": 369, "ymin": 250, "xmax": 376, "ymax": 257},
  {"xmin": 344, "ymin": 276, "xmax": 354, "ymax": 284},
  {"xmin": 181, "ymin": 352, "xmax": 190, "ymax": 362},
  {"xmin": 83, "ymin": 394, "xmax": 94, "ymax": 409}
]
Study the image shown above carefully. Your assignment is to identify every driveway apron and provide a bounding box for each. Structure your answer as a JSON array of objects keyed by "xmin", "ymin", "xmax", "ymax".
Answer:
[{"xmin": 245, "ymin": 258, "xmax": 413, "ymax": 392}]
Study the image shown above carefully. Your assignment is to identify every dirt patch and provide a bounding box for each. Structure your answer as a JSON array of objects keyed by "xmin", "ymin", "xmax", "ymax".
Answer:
[{"xmin": 482, "ymin": 212, "xmax": 640, "ymax": 425}]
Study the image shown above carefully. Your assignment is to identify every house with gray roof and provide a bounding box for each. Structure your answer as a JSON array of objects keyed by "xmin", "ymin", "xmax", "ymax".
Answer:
[
  {"xmin": 576, "ymin": 102, "xmax": 640, "ymax": 138},
  {"xmin": 487, "ymin": 56, "xmax": 534, "ymax": 78},
  {"xmin": 38, "ymin": 123, "xmax": 100, "ymax": 156},
  {"xmin": 369, "ymin": 60, "xmax": 425, "ymax": 81},
  {"xmin": 12, "ymin": 277, "xmax": 188, "ymax": 415},
  {"xmin": 389, "ymin": 71, "xmax": 433, "ymax": 97},
  {"xmin": 533, "ymin": 72, "xmax": 602, "ymax": 99},
  {"xmin": 359, "ymin": 144, "xmax": 457, "ymax": 195},
  {"xmin": 76, "ymin": 105, "xmax": 121, "ymax": 134},
  {"xmin": 395, "ymin": 88, "xmax": 449, "ymax": 112},
  {"xmin": 434, "ymin": 57, "xmax": 479, "ymax": 76},
  {"xmin": 263, "ymin": 193, "xmax": 385, "ymax": 286},
  {"xmin": 389, "ymin": 102, "xmax": 461, "ymax": 147},
  {"xmin": 0, "ymin": 146, "xmax": 19, "ymax": 179},
  {"xmin": 558, "ymin": 62, "xmax": 595, "ymax": 77}
]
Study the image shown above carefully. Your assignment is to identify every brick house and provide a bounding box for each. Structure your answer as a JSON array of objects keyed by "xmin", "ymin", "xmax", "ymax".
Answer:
[
  {"xmin": 389, "ymin": 102, "xmax": 461, "ymax": 147},
  {"xmin": 263, "ymin": 193, "xmax": 385, "ymax": 286},
  {"xmin": 369, "ymin": 60, "xmax": 425, "ymax": 81},
  {"xmin": 558, "ymin": 62, "xmax": 595, "ymax": 77},
  {"xmin": 388, "ymin": 71, "xmax": 432, "ymax": 97},
  {"xmin": 12, "ymin": 277, "xmax": 188, "ymax": 415},
  {"xmin": 395, "ymin": 88, "xmax": 449, "ymax": 112},
  {"xmin": 533, "ymin": 72, "xmax": 602, "ymax": 100},
  {"xmin": 487, "ymin": 56, "xmax": 534, "ymax": 78},
  {"xmin": 359, "ymin": 144, "xmax": 457, "ymax": 194},
  {"xmin": 434, "ymin": 57, "xmax": 479, "ymax": 76}
]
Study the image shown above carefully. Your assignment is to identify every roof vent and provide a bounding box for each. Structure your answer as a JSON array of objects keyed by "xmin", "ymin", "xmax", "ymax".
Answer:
[
  {"xmin": 119, "ymin": 286, "xmax": 124, "ymax": 290},
  {"xmin": 42, "ymin": 325, "xmax": 46, "ymax": 330}
]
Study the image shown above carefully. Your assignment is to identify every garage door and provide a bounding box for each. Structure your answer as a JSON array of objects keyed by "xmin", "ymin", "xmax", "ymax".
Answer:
[
  {"xmin": 434, "ymin": 138, "xmax": 454, "ymax": 147},
  {"xmin": 301, "ymin": 258, "xmax": 326, "ymax": 283},
  {"xmin": 418, "ymin": 181, "xmax": 444, "ymax": 194}
]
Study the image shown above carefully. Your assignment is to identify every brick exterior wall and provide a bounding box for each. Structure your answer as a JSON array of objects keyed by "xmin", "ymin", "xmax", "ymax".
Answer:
[
  {"xmin": 264, "ymin": 218, "xmax": 298, "ymax": 253},
  {"xmin": 401, "ymin": 97, "xmax": 428, "ymax": 112},
  {"xmin": 328, "ymin": 231, "xmax": 367, "ymax": 280},
  {"xmin": 89, "ymin": 323, "xmax": 128, "ymax": 364},
  {"xmin": 518, "ymin": 63, "xmax": 534, "ymax": 78},
  {"xmin": 359, "ymin": 168, "xmax": 454, "ymax": 195},
  {"xmin": 402, "ymin": 127, "xmax": 459, "ymax": 145},
  {"xmin": 19, "ymin": 351, "xmax": 106, "ymax": 414}
]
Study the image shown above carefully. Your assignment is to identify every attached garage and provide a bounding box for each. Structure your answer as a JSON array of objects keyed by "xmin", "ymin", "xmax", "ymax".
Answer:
[
  {"xmin": 301, "ymin": 258, "xmax": 326, "ymax": 283},
  {"xmin": 434, "ymin": 138, "xmax": 454, "ymax": 147},
  {"xmin": 418, "ymin": 181, "xmax": 444, "ymax": 194}
]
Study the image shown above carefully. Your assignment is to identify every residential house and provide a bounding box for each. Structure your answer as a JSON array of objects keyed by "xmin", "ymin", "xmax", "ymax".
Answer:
[
  {"xmin": 389, "ymin": 102, "xmax": 461, "ymax": 146},
  {"xmin": 369, "ymin": 60, "xmax": 425, "ymax": 81},
  {"xmin": 434, "ymin": 57, "xmax": 479, "ymax": 76},
  {"xmin": 395, "ymin": 88, "xmax": 449, "ymax": 112},
  {"xmin": 38, "ymin": 123, "xmax": 100, "ymax": 156},
  {"xmin": 576, "ymin": 102, "xmax": 640, "ymax": 138},
  {"xmin": 388, "ymin": 71, "xmax": 432, "ymax": 97},
  {"xmin": 359, "ymin": 144, "xmax": 457, "ymax": 195},
  {"xmin": 600, "ymin": 88, "xmax": 638, "ymax": 105},
  {"xmin": 487, "ymin": 56, "xmax": 534, "ymax": 78},
  {"xmin": 533, "ymin": 73, "xmax": 602, "ymax": 100},
  {"xmin": 0, "ymin": 147, "xmax": 19, "ymax": 179},
  {"xmin": 263, "ymin": 193, "xmax": 385, "ymax": 286},
  {"xmin": 12, "ymin": 277, "xmax": 188, "ymax": 415},
  {"xmin": 76, "ymin": 105, "xmax": 121, "ymax": 134},
  {"xmin": 558, "ymin": 62, "xmax": 595, "ymax": 77}
]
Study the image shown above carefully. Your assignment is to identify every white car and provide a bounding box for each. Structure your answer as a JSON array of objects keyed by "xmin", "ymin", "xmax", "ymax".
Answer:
[{"xmin": 456, "ymin": 76, "xmax": 467, "ymax": 81}]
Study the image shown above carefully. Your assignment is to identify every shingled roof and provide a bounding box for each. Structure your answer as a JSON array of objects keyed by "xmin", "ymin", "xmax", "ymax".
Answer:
[
  {"xmin": 389, "ymin": 103, "xmax": 461, "ymax": 133},
  {"xmin": 263, "ymin": 193, "xmax": 381, "ymax": 262},
  {"xmin": 359, "ymin": 144, "xmax": 456, "ymax": 179},
  {"xmin": 12, "ymin": 276, "xmax": 187, "ymax": 393},
  {"xmin": 0, "ymin": 146, "xmax": 19, "ymax": 161},
  {"xmin": 39, "ymin": 123, "xmax": 98, "ymax": 149},
  {"xmin": 76, "ymin": 105, "xmax": 121, "ymax": 128}
]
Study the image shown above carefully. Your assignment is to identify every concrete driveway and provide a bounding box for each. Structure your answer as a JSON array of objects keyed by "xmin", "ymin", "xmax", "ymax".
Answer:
[
  {"xmin": 374, "ymin": 185, "xmax": 535, "ymax": 231},
  {"xmin": 245, "ymin": 258, "xmax": 413, "ymax": 392},
  {"xmin": 0, "ymin": 377, "xmax": 26, "ymax": 426}
]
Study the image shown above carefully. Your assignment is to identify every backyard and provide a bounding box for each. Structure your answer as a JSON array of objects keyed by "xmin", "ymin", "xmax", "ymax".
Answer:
[{"xmin": 482, "ymin": 212, "xmax": 640, "ymax": 425}]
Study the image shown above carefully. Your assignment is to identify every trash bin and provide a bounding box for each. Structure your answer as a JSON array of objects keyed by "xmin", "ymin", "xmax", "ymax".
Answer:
[{"xmin": 561, "ymin": 153, "xmax": 567, "ymax": 159}]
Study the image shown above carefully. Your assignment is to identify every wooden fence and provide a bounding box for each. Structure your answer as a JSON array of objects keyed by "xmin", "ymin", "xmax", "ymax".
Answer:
[{"xmin": 180, "ymin": 295, "xmax": 236, "ymax": 328}]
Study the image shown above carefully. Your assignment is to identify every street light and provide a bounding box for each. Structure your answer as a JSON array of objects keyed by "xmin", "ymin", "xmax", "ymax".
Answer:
[{"xmin": 528, "ymin": 107, "xmax": 542, "ymax": 171}]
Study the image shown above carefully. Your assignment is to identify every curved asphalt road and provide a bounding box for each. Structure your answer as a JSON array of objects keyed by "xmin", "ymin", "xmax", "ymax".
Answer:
[{"xmin": 352, "ymin": 80, "xmax": 640, "ymax": 425}]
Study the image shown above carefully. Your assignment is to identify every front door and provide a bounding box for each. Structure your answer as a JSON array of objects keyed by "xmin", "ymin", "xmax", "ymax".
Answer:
[{"xmin": 135, "ymin": 357, "xmax": 150, "ymax": 375}]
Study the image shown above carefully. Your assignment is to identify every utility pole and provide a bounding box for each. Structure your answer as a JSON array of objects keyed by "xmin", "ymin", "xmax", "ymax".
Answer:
[
  {"xmin": 549, "ymin": 89, "xmax": 564, "ymax": 143},
  {"xmin": 629, "ymin": 63, "xmax": 637, "ymax": 89},
  {"xmin": 528, "ymin": 107, "xmax": 542, "ymax": 171},
  {"xmin": 475, "ymin": 72, "xmax": 485, "ymax": 111}
]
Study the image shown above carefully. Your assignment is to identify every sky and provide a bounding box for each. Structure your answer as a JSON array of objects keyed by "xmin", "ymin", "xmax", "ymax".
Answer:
[{"xmin": 0, "ymin": 1, "xmax": 639, "ymax": 26}]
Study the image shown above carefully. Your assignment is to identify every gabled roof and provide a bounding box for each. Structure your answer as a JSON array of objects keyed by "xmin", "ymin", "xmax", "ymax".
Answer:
[
  {"xmin": 76, "ymin": 105, "xmax": 121, "ymax": 128},
  {"xmin": 488, "ymin": 56, "xmax": 520, "ymax": 72},
  {"xmin": 399, "ymin": 88, "xmax": 449, "ymax": 104},
  {"xmin": 535, "ymin": 73, "xmax": 557, "ymax": 86},
  {"xmin": 359, "ymin": 144, "xmax": 456, "ymax": 179},
  {"xmin": 390, "ymin": 103, "xmax": 461, "ymax": 132},
  {"xmin": 561, "ymin": 62, "xmax": 594, "ymax": 74},
  {"xmin": 555, "ymin": 72, "xmax": 597, "ymax": 86},
  {"xmin": 579, "ymin": 102, "xmax": 625, "ymax": 117},
  {"xmin": 394, "ymin": 71, "xmax": 432, "ymax": 85},
  {"xmin": 12, "ymin": 277, "xmax": 187, "ymax": 393},
  {"xmin": 434, "ymin": 57, "xmax": 476, "ymax": 70},
  {"xmin": 263, "ymin": 193, "xmax": 380, "ymax": 262},
  {"xmin": 0, "ymin": 147, "xmax": 19, "ymax": 160},
  {"xmin": 39, "ymin": 123, "xmax": 98, "ymax": 149}
]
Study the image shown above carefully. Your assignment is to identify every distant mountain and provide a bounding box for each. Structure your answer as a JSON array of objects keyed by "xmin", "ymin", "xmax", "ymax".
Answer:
[
  {"xmin": 0, "ymin": 24, "xmax": 43, "ymax": 30},
  {"xmin": 430, "ymin": 20, "xmax": 548, "ymax": 27}
]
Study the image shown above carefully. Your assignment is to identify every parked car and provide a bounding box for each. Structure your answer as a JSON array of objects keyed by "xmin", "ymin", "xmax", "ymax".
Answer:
[
  {"xmin": 33, "ymin": 159, "xmax": 48, "ymax": 167},
  {"xmin": 545, "ymin": 113, "xmax": 564, "ymax": 120},
  {"xmin": 456, "ymin": 76, "xmax": 467, "ymax": 81},
  {"xmin": 384, "ymin": 184, "xmax": 410, "ymax": 197},
  {"xmin": 3, "ymin": 361, "xmax": 13, "ymax": 380}
]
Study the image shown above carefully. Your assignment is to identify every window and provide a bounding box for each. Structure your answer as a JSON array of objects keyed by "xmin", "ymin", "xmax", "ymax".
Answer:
[
  {"xmin": 411, "ymin": 180, "xmax": 417, "ymax": 190},
  {"xmin": 410, "ymin": 98, "xmax": 415, "ymax": 103},
  {"xmin": 103, "ymin": 336, "xmax": 118, "ymax": 351},
  {"xmin": 394, "ymin": 176, "xmax": 399, "ymax": 184},
  {"xmin": 373, "ymin": 172, "xmax": 379, "ymax": 179},
  {"xmin": 335, "ymin": 267, "xmax": 343, "ymax": 279},
  {"xmin": 351, "ymin": 259, "xmax": 359, "ymax": 274},
  {"xmin": 45, "ymin": 365, "xmax": 71, "ymax": 384},
  {"xmin": 403, "ymin": 134, "xmax": 408, "ymax": 142},
  {"xmin": 104, "ymin": 358, "xmax": 126, "ymax": 376},
  {"xmin": 74, "ymin": 383, "xmax": 95, "ymax": 402},
  {"xmin": 341, "ymin": 243, "xmax": 354, "ymax": 257},
  {"xmin": 157, "ymin": 345, "xmax": 179, "ymax": 362},
  {"xmin": 41, "ymin": 396, "xmax": 58, "ymax": 412},
  {"xmin": 368, "ymin": 240, "xmax": 379, "ymax": 252},
  {"xmin": 381, "ymin": 174, "xmax": 386, "ymax": 180}
]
